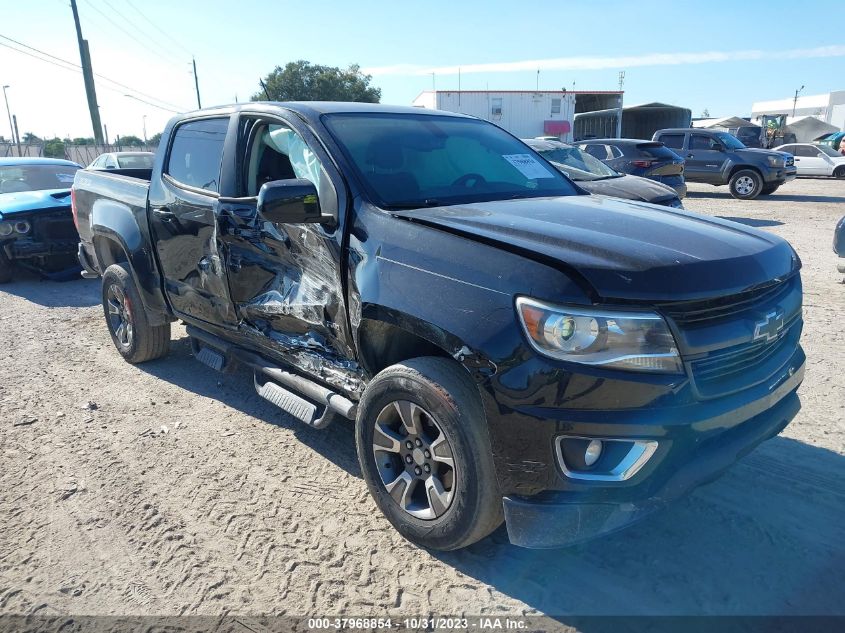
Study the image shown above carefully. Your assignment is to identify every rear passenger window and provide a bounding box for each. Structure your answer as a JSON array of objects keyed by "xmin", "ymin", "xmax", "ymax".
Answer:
[
  {"xmin": 582, "ymin": 145, "xmax": 607, "ymax": 160},
  {"xmin": 166, "ymin": 118, "xmax": 229, "ymax": 192},
  {"xmin": 608, "ymin": 145, "xmax": 624, "ymax": 158},
  {"xmin": 690, "ymin": 135, "xmax": 717, "ymax": 150},
  {"xmin": 660, "ymin": 134, "xmax": 685, "ymax": 150}
]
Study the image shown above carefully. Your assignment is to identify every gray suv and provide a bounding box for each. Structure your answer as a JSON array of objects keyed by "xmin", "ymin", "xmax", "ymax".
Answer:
[{"xmin": 653, "ymin": 128, "xmax": 797, "ymax": 200}]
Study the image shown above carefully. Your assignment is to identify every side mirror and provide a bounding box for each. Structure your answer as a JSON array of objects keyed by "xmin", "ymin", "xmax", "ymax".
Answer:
[{"xmin": 257, "ymin": 178, "xmax": 331, "ymax": 225}]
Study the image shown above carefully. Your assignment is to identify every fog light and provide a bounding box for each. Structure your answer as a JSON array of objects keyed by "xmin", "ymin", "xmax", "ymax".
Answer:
[
  {"xmin": 14, "ymin": 220, "xmax": 30, "ymax": 234},
  {"xmin": 584, "ymin": 439, "xmax": 603, "ymax": 466}
]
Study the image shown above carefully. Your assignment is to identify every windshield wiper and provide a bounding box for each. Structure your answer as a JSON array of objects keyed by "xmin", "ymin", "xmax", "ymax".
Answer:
[{"xmin": 386, "ymin": 198, "xmax": 444, "ymax": 210}]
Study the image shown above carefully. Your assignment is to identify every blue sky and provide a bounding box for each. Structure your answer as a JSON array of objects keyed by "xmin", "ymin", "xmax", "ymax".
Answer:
[{"xmin": 2, "ymin": 0, "xmax": 843, "ymax": 140}]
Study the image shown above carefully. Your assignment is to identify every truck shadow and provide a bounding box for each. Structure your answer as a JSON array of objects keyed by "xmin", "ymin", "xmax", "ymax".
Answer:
[
  {"xmin": 437, "ymin": 435, "xmax": 845, "ymax": 618},
  {"xmin": 137, "ymin": 334, "xmax": 362, "ymax": 477},
  {"xmin": 138, "ymin": 334, "xmax": 844, "ymax": 618},
  {"xmin": 687, "ymin": 191, "xmax": 845, "ymax": 204},
  {"xmin": 0, "ymin": 270, "xmax": 100, "ymax": 307},
  {"xmin": 717, "ymin": 216, "xmax": 784, "ymax": 228}
]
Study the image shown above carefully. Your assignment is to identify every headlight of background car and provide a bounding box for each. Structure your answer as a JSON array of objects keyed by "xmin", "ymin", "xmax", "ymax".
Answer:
[
  {"xmin": 767, "ymin": 156, "xmax": 784, "ymax": 168},
  {"xmin": 516, "ymin": 297, "xmax": 683, "ymax": 373}
]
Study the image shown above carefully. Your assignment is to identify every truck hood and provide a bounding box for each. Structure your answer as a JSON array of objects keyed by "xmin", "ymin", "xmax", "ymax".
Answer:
[
  {"xmin": 735, "ymin": 148, "xmax": 784, "ymax": 159},
  {"xmin": 0, "ymin": 188, "xmax": 72, "ymax": 219},
  {"xmin": 392, "ymin": 195, "xmax": 796, "ymax": 302}
]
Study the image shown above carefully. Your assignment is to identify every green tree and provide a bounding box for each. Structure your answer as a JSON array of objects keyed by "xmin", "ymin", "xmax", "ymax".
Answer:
[
  {"xmin": 119, "ymin": 135, "xmax": 144, "ymax": 147},
  {"xmin": 43, "ymin": 137, "xmax": 66, "ymax": 158},
  {"xmin": 71, "ymin": 137, "xmax": 95, "ymax": 145},
  {"xmin": 148, "ymin": 132, "xmax": 163, "ymax": 146},
  {"xmin": 23, "ymin": 132, "xmax": 41, "ymax": 143},
  {"xmin": 253, "ymin": 60, "xmax": 380, "ymax": 103}
]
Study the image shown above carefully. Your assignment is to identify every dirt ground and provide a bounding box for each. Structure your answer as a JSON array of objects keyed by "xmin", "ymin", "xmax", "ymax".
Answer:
[{"xmin": 1, "ymin": 177, "xmax": 843, "ymax": 623}]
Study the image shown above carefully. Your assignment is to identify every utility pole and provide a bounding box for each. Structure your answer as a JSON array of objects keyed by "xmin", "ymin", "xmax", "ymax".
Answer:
[
  {"xmin": 104, "ymin": 124, "xmax": 109, "ymax": 146},
  {"xmin": 12, "ymin": 115, "xmax": 22, "ymax": 157},
  {"xmin": 70, "ymin": 0, "xmax": 104, "ymax": 143},
  {"xmin": 192, "ymin": 57, "xmax": 202, "ymax": 109},
  {"xmin": 2, "ymin": 85, "xmax": 14, "ymax": 146},
  {"xmin": 142, "ymin": 115, "xmax": 147, "ymax": 144},
  {"xmin": 792, "ymin": 85, "xmax": 805, "ymax": 118}
]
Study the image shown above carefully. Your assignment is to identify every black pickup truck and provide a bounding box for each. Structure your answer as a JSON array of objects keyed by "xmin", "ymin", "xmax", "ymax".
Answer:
[{"xmin": 72, "ymin": 103, "xmax": 805, "ymax": 550}]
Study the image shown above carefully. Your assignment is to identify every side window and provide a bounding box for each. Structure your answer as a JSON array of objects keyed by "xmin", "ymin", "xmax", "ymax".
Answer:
[
  {"xmin": 608, "ymin": 145, "xmax": 624, "ymax": 159},
  {"xmin": 166, "ymin": 117, "xmax": 229, "ymax": 192},
  {"xmin": 690, "ymin": 134, "xmax": 718, "ymax": 150},
  {"xmin": 550, "ymin": 98, "xmax": 561, "ymax": 115},
  {"xmin": 779, "ymin": 145, "xmax": 795, "ymax": 154},
  {"xmin": 660, "ymin": 134, "xmax": 685, "ymax": 150},
  {"xmin": 793, "ymin": 145, "xmax": 815, "ymax": 157},
  {"xmin": 582, "ymin": 144, "xmax": 607, "ymax": 160},
  {"xmin": 491, "ymin": 97, "xmax": 503, "ymax": 117},
  {"xmin": 245, "ymin": 121, "xmax": 338, "ymax": 215}
]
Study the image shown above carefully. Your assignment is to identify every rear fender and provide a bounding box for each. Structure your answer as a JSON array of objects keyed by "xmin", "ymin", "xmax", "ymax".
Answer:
[{"xmin": 91, "ymin": 200, "xmax": 170, "ymax": 324}]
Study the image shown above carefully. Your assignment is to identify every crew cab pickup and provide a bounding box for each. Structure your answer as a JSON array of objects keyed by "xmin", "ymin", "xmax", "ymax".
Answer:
[
  {"xmin": 73, "ymin": 103, "xmax": 805, "ymax": 550},
  {"xmin": 653, "ymin": 128, "xmax": 797, "ymax": 200}
]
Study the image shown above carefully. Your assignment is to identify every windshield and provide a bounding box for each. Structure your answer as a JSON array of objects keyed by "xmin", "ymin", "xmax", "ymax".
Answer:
[
  {"xmin": 534, "ymin": 144, "xmax": 619, "ymax": 181},
  {"xmin": 0, "ymin": 164, "xmax": 79, "ymax": 193},
  {"xmin": 816, "ymin": 145, "xmax": 841, "ymax": 157},
  {"xmin": 714, "ymin": 132, "xmax": 746, "ymax": 150},
  {"xmin": 322, "ymin": 113, "xmax": 579, "ymax": 208},
  {"xmin": 117, "ymin": 154, "xmax": 154, "ymax": 168}
]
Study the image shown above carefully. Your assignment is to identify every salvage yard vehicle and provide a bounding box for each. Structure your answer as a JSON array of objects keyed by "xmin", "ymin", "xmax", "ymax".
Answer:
[
  {"xmin": 0, "ymin": 157, "xmax": 82, "ymax": 283},
  {"xmin": 73, "ymin": 103, "xmax": 805, "ymax": 550},
  {"xmin": 774, "ymin": 143, "xmax": 845, "ymax": 178},
  {"xmin": 523, "ymin": 138, "xmax": 683, "ymax": 208},
  {"xmin": 576, "ymin": 138, "xmax": 686, "ymax": 199},
  {"xmin": 652, "ymin": 128, "xmax": 797, "ymax": 199},
  {"xmin": 88, "ymin": 151, "xmax": 155, "ymax": 171}
]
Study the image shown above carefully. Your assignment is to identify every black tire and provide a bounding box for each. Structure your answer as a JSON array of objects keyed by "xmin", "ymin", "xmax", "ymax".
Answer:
[
  {"xmin": 356, "ymin": 357, "xmax": 503, "ymax": 551},
  {"xmin": 101, "ymin": 263, "xmax": 170, "ymax": 363},
  {"xmin": 834, "ymin": 166, "xmax": 845, "ymax": 179},
  {"xmin": 0, "ymin": 249, "xmax": 12, "ymax": 284},
  {"xmin": 729, "ymin": 169, "xmax": 763, "ymax": 200},
  {"xmin": 760, "ymin": 183, "xmax": 780, "ymax": 196}
]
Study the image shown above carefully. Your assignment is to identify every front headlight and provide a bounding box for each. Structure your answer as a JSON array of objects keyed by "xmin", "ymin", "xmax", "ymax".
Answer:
[
  {"xmin": 0, "ymin": 222, "xmax": 12, "ymax": 237},
  {"xmin": 516, "ymin": 297, "xmax": 683, "ymax": 373},
  {"xmin": 767, "ymin": 156, "xmax": 784, "ymax": 168}
]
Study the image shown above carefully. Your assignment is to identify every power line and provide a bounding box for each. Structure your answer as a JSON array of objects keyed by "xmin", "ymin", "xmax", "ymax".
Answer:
[
  {"xmin": 125, "ymin": 0, "xmax": 193, "ymax": 57},
  {"xmin": 79, "ymin": 0, "xmax": 184, "ymax": 71},
  {"xmin": 103, "ymin": 0, "xmax": 186, "ymax": 60},
  {"xmin": 0, "ymin": 33, "xmax": 185, "ymax": 112}
]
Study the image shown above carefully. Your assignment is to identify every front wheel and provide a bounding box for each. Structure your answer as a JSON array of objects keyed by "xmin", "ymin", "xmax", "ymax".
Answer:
[
  {"xmin": 760, "ymin": 183, "xmax": 780, "ymax": 195},
  {"xmin": 356, "ymin": 357, "xmax": 503, "ymax": 550},
  {"xmin": 101, "ymin": 263, "xmax": 170, "ymax": 363},
  {"xmin": 729, "ymin": 169, "xmax": 763, "ymax": 200}
]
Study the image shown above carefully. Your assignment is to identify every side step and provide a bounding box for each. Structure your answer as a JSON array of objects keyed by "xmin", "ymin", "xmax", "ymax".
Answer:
[
  {"xmin": 254, "ymin": 373, "xmax": 336, "ymax": 429},
  {"xmin": 185, "ymin": 325, "xmax": 357, "ymax": 428}
]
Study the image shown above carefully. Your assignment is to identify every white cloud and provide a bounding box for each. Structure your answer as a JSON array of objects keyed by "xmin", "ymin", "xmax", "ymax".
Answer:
[{"xmin": 361, "ymin": 45, "xmax": 845, "ymax": 77}]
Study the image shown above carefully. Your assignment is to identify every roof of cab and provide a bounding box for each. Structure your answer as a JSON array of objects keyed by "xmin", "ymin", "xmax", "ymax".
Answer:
[
  {"xmin": 177, "ymin": 101, "xmax": 474, "ymax": 121},
  {"xmin": 0, "ymin": 157, "xmax": 81, "ymax": 167}
]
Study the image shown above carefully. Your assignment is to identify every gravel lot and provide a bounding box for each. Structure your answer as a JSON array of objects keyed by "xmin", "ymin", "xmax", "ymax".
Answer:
[{"xmin": 1, "ymin": 177, "xmax": 843, "ymax": 624}]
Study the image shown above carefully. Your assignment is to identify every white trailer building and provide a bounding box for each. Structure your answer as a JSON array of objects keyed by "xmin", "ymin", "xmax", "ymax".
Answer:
[
  {"xmin": 412, "ymin": 90, "xmax": 623, "ymax": 142},
  {"xmin": 752, "ymin": 90, "xmax": 845, "ymax": 131}
]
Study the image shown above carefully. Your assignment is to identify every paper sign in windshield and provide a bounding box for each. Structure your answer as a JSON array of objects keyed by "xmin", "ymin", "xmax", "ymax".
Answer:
[{"xmin": 503, "ymin": 154, "xmax": 555, "ymax": 179}]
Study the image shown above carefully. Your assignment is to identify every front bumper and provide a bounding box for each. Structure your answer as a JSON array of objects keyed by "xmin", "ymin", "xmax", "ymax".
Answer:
[
  {"xmin": 493, "ymin": 347, "xmax": 804, "ymax": 548},
  {"xmin": 3, "ymin": 238, "xmax": 78, "ymax": 260},
  {"xmin": 768, "ymin": 167, "xmax": 797, "ymax": 184}
]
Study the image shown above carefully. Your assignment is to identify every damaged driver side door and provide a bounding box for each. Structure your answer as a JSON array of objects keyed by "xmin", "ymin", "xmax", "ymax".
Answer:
[{"xmin": 216, "ymin": 113, "xmax": 361, "ymax": 394}]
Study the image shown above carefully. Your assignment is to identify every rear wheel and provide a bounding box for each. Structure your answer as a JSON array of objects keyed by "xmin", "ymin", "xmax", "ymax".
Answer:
[
  {"xmin": 834, "ymin": 166, "xmax": 845, "ymax": 179},
  {"xmin": 356, "ymin": 357, "xmax": 503, "ymax": 550},
  {"xmin": 760, "ymin": 183, "xmax": 780, "ymax": 195},
  {"xmin": 101, "ymin": 263, "xmax": 170, "ymax": 363},
  {"xmin": 729, "ymin": 169, "xmax": 763, "ymax": 200},
  {"xmin": 0, "ymin": 250, "xmax": 12, "ymax": 284}
]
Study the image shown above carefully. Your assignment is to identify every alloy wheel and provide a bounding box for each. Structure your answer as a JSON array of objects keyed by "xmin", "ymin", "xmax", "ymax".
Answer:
[
  {"xmin": 735, "ymin": 176, "xmax": 756, "ymax": 195},
  {"xmin": 371, "ymin": 400, "xmax": 456, "ymax": 520},
  {"xmin": 106, "ymin": 284, "xmax": 133, "ymax": 349}
]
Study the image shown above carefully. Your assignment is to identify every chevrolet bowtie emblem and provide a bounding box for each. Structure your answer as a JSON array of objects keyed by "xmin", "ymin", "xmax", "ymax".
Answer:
[{"xmin": 753, "ymin": 310, "xmax": 785, "ymax": 343}]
